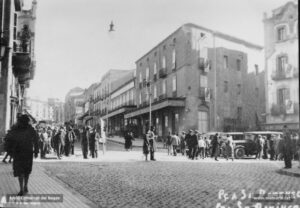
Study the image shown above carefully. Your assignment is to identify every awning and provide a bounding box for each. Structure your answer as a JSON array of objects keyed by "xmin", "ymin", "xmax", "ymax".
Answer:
[
  {"xmin": 124, "ymin": 98, "xmax": 185, "ymax": 119},
  {"xmin": 101, "ymin": 106, "xmax": 136, "ymax": 120}
]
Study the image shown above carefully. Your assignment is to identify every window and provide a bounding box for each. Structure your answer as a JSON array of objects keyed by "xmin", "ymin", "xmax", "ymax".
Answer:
[
  {"xmin": 146, "ymin": 67, "xmax": 149, "ymax": 81},
  {"xmin": 162, "ymin": 56, "xmax": 166, "ymax": 69},
  {"xmin": 153, "ymin": 85, "xmax": 157, "ymax": 99},
  {"xmin": 277, "ymin": 88, "xmax": 290, "ymax": 106},
  {"xmin": 255, "ymin": 88, "xmax": 259, "ymax": 97},
  {"xmin": 172, "ymin": 76, "xmax": 177, "ymax": 92},
  {"xmin": 237, "ymin": 84, "xmax": 241, "ymax": 95},
  {"xmin": 237, "ymin": 59, "xmax": 241, "ymax": 71},
  {"xmin": 224, "ymin": 81, "xmax": 228, "ymax": 93},
  {"xmin": 139, "ymin": 92, "xmax": 142, "ymax": 105},
  {"xmin": 277, "ymin": 56, "xmax": 287, "ymax": 73},
  {"xmin": 153, "ymin": 62, "xmax": 157, "ymax": 75},
  {"xmin": 237, "ymin": 107, "xmax": 242, "ymax": 120},
  {"xmin": 255, "ymin": 64, "xmax": 259, "ymax": 75},
  {"xmin": 198, "ymin": 111, "xmax": 208, "ymax": 133},
  {"xmin": 277, "ymin": 27, "xmax": 286, "ymax": 41},
  {"xmin": 165, "ymin": 115, "xmax": 168, "ymax": 127},
  {"xmin": 146, "ymin": 91, "xmax": 149, "ymax": 102},
  {"xmin": 172, "ymin": 49, "xmax": 176, "ymax": 70},
  {"xmin": 139, "ymin": 73, "xmax": 142, "ymax": 83},
  {"xmin": 162, "ymin": 79, "xmax": 166, "ymax": 94},
  {"xmin": 223, "ymin": 56, "xmax": 228, "ymax": 69},
  {"xmin": 200, "ymin": 75, "xmax": 207, "ymax": 87}
]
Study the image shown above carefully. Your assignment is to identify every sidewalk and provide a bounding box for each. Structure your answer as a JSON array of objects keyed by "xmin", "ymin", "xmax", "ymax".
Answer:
[
  {"xmin": 0, "ymin": 162, "xmax": 97, "ymax": 208},
  {"xmin": 107, "ymin": 136, "xmax": 165, "ymax": 149},
  {"xmin": 277, "ymin": 163, "xmax": 300, "ymax": 177}
]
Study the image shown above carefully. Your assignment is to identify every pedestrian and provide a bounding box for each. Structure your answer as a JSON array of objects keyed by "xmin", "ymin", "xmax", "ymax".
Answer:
[
  {"xmin": 68, "ymin": 126, "xmax": 76, "ymax": 155},
  {"xmin": 100, "ymin": 130, "xmax": 107, "ymax": 155},
  {"xmin": 143, "ymin": 131, "xmax": 150, "ymax": 161},
  {"xmin": 295, "ymin": 133, "xmax": 300, "ymax": 168},
  {"xmin": 89, "ymin": 128, "xmax": 96, "ymax": 158},
  {"xmin": 190, "ymin": 130, "xmax": 198, "ymax": 160},
  {"xmin": 81, "ymin": 126, "xmax": 89, "ymax": 159},
  {"xmin": 5, "ymin": 114, "xmax": 39, "ymax": 196},
  {"xmin": 179, "ymin": 131, "xmax": 186, "ymax": 156},
  {"xmin": 226, "ymin": 134, "xmax": 234, "ymax": 161},
  {"xmin": 204, "ymin": 136, "xmax": 210, "ymax": 158},
  {"xmin": 262, "ymin": 136, "xmax": 268, "ymax": 159},
  {"xmin": 39, "ymin": 128, "xmax": 48, "ymax": 159},
  {"xmin": 148, "ymin": 127, "xmax": 156, "ymax": 161},
  {"xmin": 282, "ymin": 125, "xmax": 292, "ymax": 169},
  {"xmin": 211, "ymin": 133, "xmax": 220, "ymax": 161},
  {"xmin": 198, "ymin": 135, "xmax": 205, "ymax": 159},
  {"xmin": 166, "ymin": 131, "xmax": 172, "ymax": 155},
  {"xmin": 256, "ymin": 135, "xmax": 264, "ymax": 160},
  {"xmin": 185, "ymin": 130, "xmax": 193, "ymax": 158},
  {"xmin": 94, "ymin": 129, "xmax": 100, "ymax": 158},
  {"xmin": 269, "ymin": 134, "xmax": 276, "ymax": 160},
  {"xmin": 171, "ymin": 132, "xmax": 180, "ymax": 156},
  {"xmin": 124, "ymin": 131, "xmax": 134, "ymax": 151}
]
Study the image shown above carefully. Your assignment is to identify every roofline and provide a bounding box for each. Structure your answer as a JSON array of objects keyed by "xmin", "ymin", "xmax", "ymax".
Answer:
[
  {"xmin": 110, "ymin": 78, "xmax": 135, "ymax": 95},
  {"xmin": 136, "ymin": 23, "xmax": 263, "ymax": 63}
]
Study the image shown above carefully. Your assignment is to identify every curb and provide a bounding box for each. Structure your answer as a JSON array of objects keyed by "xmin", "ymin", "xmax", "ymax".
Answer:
[
  {"xmin": 277, "ymin": 168, "xmax": 300, "ymax": 178},
  {"xmin": 107, "ymin": 139, "xmax": 165, "ymax": 149}
]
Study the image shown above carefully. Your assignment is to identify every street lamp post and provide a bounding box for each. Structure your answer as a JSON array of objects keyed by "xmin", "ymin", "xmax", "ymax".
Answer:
[{"xmin": 146, "ymin": 81, "xmax": 152, "ymax": 130}]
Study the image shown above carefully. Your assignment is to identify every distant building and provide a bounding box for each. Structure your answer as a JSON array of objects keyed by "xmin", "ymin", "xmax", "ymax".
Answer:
[
  {"xmin": 64, "ymin": 87, "xmax": 85, "ymax": 125},
  {"xmin": 263, "ymin": 1, "xmax": 299, "ymax": 131},
  {"xmin": 26, "ymin": 98, "xmax": 53, "ymax": 122},
  {"xmin": 48, "ymin": 98, "xmax": 64, "ymax": 124},
  {"xmin": 124, "ymin": 23, "xmax": 265, "ymax": 138}
]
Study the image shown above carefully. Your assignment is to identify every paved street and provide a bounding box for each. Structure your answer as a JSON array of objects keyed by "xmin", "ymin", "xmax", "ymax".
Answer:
[{"xmin": 1, "ymin": 141, "xmax": 299, "ymax": 208}]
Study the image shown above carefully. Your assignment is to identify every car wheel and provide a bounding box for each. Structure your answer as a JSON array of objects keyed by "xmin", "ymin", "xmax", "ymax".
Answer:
[{"xmin": 235, "ymin": 148, "xmax": 245, "ymax": 159}]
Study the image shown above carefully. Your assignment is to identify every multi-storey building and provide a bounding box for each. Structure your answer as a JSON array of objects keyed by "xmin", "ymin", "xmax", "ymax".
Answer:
[
  {"xmin": 0, "ymin": 0, "xmax": 37, "ymax": 138},
  {"xmin": 64, "ymin": 87, "xmax": 84, "ymax": 125},
  {"xmin": 97, "ymin": 69, "xmax": 132, "ymax": 132},
  {"xmin": 263, "ymin": 1, "xmax": 299, "ymax": 132},
  {"xmin": 101, "ymin": 70, "xmax": 136, "ymax": 136},
  {"xmin": 124, "ymin": 23, "xmax": 265, "ymax": 138}
]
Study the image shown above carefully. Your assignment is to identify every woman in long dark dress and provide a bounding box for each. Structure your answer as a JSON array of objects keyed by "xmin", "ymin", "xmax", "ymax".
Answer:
[
  {"xmin": 6, "ymin": 115, "xmax": 39, "ymax": 196},
  {"xmin": 124, "ymin": 132, "xmax": 134, "ymax": 151},
  {"xmin": 143, "ymin": 133, "xmax": 150, "ymax": 161}
]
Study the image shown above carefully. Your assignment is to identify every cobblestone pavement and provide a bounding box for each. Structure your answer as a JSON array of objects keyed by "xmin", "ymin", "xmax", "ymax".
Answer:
[{"xmin": 40, "ymin": 159, "xmax": 300, "ymax": 208}]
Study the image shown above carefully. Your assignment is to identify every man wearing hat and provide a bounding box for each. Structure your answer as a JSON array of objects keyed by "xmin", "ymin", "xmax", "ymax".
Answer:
[
  {"xmin": 185, "ymin": 130, "xmax": 193, "ymax": 158},
  {"xmin": 282, "ymin": 125, "xmax": 292, "ymax": 168},
  {"xmin": 190, "ymin": 130, "xmax": 198, "ymax": 160}
]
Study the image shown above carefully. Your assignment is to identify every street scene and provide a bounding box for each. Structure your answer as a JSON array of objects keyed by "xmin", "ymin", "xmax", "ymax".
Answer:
[{"xmin": 0, "ymin": 0, "xmax": 299, "ymax": 207}]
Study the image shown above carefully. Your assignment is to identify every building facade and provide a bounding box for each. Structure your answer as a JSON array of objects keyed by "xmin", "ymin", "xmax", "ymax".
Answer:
[
  {"xmin": 64, "ymin": 87, "xmax": 84, "ymax": 125},
  {"xmin": 124, "ymin": 23, "xmax": 265, "ymax": 139},
  {"xmin": 48, "ymin": 98, "xmax": 64, "ymax": 124},
  {"xmin": 101, "ymin": 70, "xmax": 136, "ymax": 136},
  {"xmin": 0, "ymin": 0, "xmax": 37, "ymax": 138},
  {"xmin": 26, "ymin": 97, "xmax": 53, "ymax": 122},
  {"xmin": 263, "ymin": 1, "xmax": 299, "ymax": 132}
]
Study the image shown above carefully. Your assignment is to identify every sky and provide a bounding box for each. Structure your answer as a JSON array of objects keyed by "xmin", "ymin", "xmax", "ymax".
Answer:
[{"xmin": 26, "ymin": 0, "xmax": 294, "ymax": 101}]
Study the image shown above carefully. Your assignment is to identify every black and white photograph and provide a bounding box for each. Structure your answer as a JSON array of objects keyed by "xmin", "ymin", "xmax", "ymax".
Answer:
[{"xmin": 0, "ymin": 0, "xmax": 299, "ymax": 207}]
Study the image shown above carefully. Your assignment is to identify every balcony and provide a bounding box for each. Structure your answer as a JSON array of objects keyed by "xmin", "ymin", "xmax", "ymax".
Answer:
[
  {"xmin": 270, "ymin": 102, "xmax": 299, "ymax": 116},
  {"xmin": 271, "ymin": 65, "xmax": 298, "ymax": 81},
  {"xmin": 159, "ymin": 68, "xmax": 167, "ymax": 78},
  {"xmin": 12, "ymin": 52, "xmax": 31, "ymax": 77}
]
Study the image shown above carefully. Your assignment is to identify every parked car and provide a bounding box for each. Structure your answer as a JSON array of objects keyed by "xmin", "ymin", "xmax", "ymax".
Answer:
[{"xmin": 234, "ymin": 131, "xmax": 282, "ymax": 159}]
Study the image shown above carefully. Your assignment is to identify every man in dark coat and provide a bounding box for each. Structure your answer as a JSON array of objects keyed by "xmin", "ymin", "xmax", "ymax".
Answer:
[
  {"xmin": 124, "ymin": 131, "xmax": 134, "ymax": 151},
  {"xmin": 81, "ymin": 126, "xmax": 89, "ymax": 159},
  {"xmin": 148, "ymin": 127, "xmax": 156, "ymax": 161},
  {"xmin": 6, "ymin": 115, "xmax": 39, "ymax": 196},
  {"xmin": 89, "ymin": 128, "xmax": 96, "ymax": 158},
  {"xmin": 211, "ymin": 133, "xmax": 220, "ymax": 161},
  {"xmin": 190, "ymin": 130, "xmax": 198, "ymax": 160},
  {"xmin": 185, "ymin": 130, "xmax": 193, "ymax": 158},
  {"xmin": 282, "ymin": 125, "xmax": 292, "ymax": 169}
]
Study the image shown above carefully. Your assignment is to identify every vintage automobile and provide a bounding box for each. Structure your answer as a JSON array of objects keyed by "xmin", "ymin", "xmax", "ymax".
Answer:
[{"xmin": 233, "ymin": 131, "xmax": 283, "ymax": 159}]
